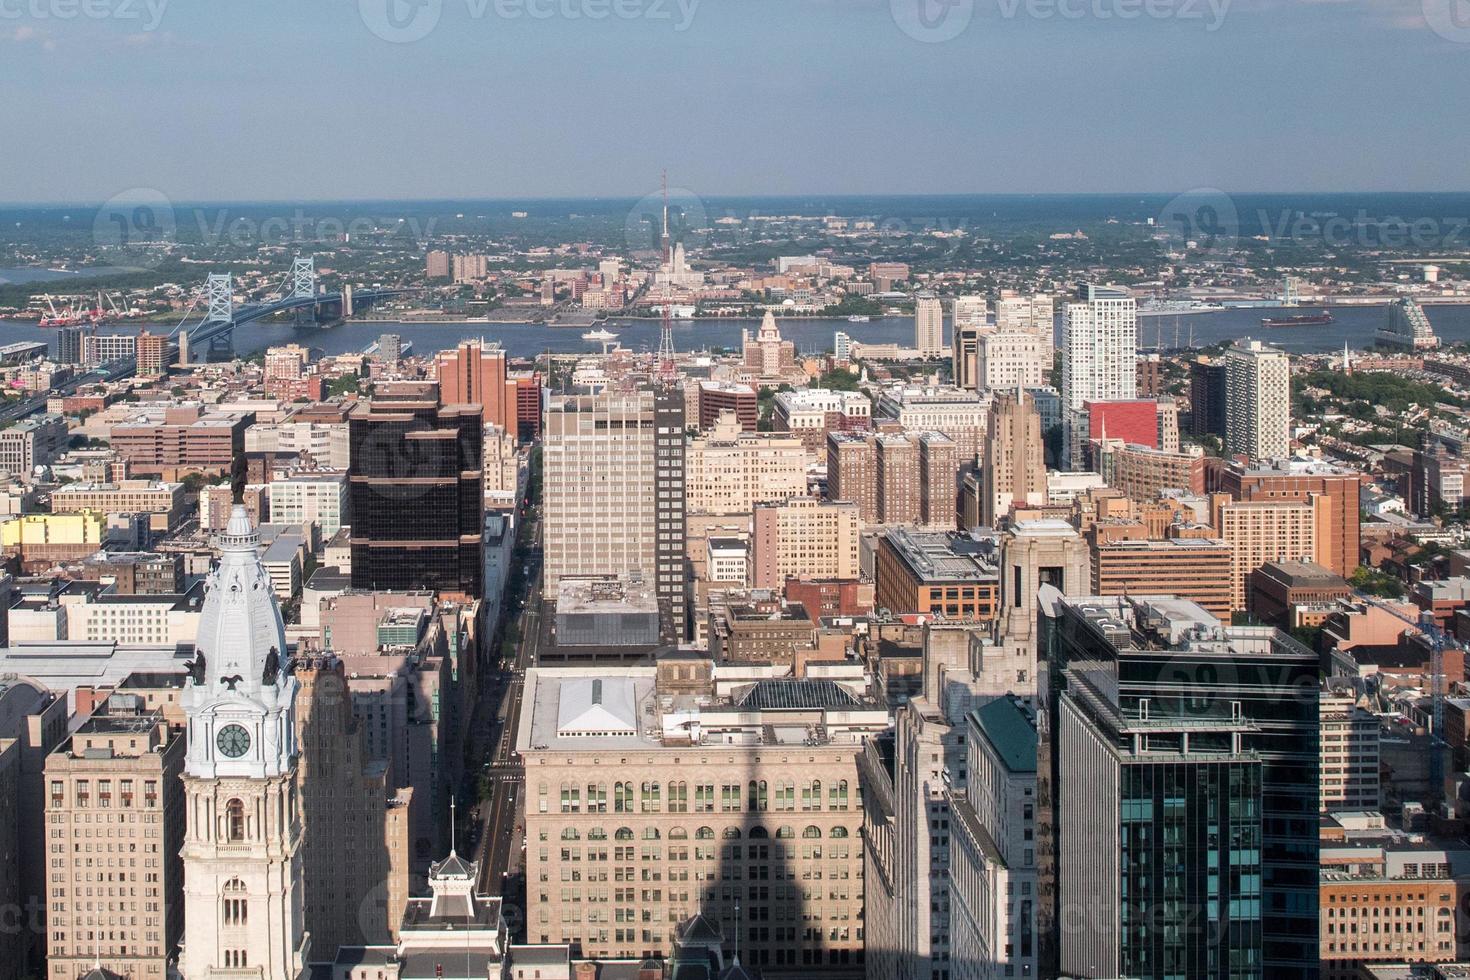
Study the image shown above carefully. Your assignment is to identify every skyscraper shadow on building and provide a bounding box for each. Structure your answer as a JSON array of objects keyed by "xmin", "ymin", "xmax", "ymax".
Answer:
[
  {"xmin": 688, "ymin": 673, "xmax": 867, "ymax": 979},
  {"xmin": 295, "ymin": 654, "xmax": 405, "ymax": 960}
]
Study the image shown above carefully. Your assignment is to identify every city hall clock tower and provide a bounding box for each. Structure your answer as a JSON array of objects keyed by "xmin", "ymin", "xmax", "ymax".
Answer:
[{"xmin": 180, "ymin": 505, "xmax": 310, "ymax": 980}]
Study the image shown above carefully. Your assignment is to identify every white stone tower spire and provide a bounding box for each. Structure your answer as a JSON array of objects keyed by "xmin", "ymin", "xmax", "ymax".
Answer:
[{"xmin": 180, "ymin": 504, "xmax": 309, "ymax": 979}]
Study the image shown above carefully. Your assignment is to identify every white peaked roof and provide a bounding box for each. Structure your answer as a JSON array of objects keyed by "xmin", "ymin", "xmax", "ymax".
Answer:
[
  {"xmin": 555, "ymin": 677, "xmax": 638, "ymax": 736},
  {"xmin": 194, "ymin": 505, "xmax": 288, "ymax": 701},
  {"xmin": 757, "ymin": 310, "xmax": 781, "ymax": 340}
]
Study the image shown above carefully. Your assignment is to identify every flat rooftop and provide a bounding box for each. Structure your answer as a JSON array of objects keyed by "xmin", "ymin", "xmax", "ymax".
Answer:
[{"xmin": 884, "ymin": 528, "xmax": 999, "ymax": 583}]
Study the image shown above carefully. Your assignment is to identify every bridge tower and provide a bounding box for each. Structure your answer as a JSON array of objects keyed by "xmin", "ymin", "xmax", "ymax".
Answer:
[
  {"xmin": 291, "ymin": 255, "xmax": 319, "ymax": 328},
  {"xmin": 290, "ymin": 255, "xmax": 317, "ymax": 299},
  {"xmin": 205, "ymin": 273, "xmax": 235, "ymax": 360}
]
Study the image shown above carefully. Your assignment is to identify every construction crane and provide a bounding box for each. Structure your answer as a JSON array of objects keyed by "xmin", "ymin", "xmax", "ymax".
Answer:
[{"xmin": 1360, "ymin": 595, "xmax": 1456, "ymax": 807}]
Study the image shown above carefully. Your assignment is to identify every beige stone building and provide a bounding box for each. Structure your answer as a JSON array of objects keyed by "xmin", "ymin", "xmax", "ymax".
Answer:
[
  {"xmin": 750, "ymin": 497, "xmax": 861, "ymax": 589},
  {"xmin": 976, "ymin": 330, "xmax": 1048, "ymax": 390},
  {"xmin": 44, "ymin": 702, "xmax": 185, "ymax": 980},
  {"xmin": 516, "ymin": 663, "xmax": 885, "ymax": 973},
  {"xmin": 980, "ymin": 392, "xmax": 1047, "ymax": 528},
  {"xmin": 685, "ymin": 414, "xmax": 807, "ymax": 517}
]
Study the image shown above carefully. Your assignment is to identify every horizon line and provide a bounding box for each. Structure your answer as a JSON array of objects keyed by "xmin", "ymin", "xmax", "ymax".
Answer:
[{"xmin": 5, "ymin": 189, "xmax": 1470, "ymax": 209}]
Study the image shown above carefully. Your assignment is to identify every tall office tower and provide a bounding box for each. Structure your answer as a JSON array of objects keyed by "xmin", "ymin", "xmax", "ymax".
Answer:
[
  {"xmin": 1224, "ymin": 338, "xmax": 1291, "ymax": 462},
  {"xmin": 1061, "ymin": 284, "xmax": 1136, "ymax": 469},
  {"xmin": 1090, "ymin": 532, "xmax": 1234, "ymax": 621},
  {"xmin": 981, "ymin": 391, "xmax": 1047, "ymax": 527},
  {"xmin": 952, "ymin": 321, "xmax": 981, "ymax": 389},
  {"xmin": 1038, "ymin": 594, "xmax": 1319, "ymax": 980},
  {"xmin": 296, "ymin": 655, "xmax": 406, "ymax": 957},
  {"xmin": 1061, "ymin": 284, "xmax": 1137, "ymax": 412},
  {"xmin": 181, "ymin": 506, "xmax": 310, "ymax": 980},
  {"xmin": 435, "ymin": 339, "xmax": 519, "ymax": 434},
  {"xmin": 544, "ymin": 389, "xmax": 686, "ymax": 640},
  {"xmin": 45, "ymin": 702, "xmax": 185, "ymax": 980},
  {"xmin": 918, "ymin": 431, "xmax": 959, "ymax": 528},
  {"xmin": 952, "ymin": 294, "xmax": 989, "ymax": 329},
  {"xmin": 653, "ymin": 386, "xmax": 688, "ymax": 642},
  {"xmin": 1189, "ymin": 356, "xmax": 1228, "ymax": 438},
  {"xmin": 915, "ymin": 293, "xmax": 945, "ymax": 357},
  {"xmin": 348, "ymin": 390, "xmax": 485, "ymax": 597},
  {"xmin": 53, "ymin": 324, "xmax": 90, "ymax": 365}
]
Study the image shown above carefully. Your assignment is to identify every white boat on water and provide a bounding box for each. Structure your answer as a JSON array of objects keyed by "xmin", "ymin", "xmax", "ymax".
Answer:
[
  {"xmin": 847, "ymin": 314, "xmax": 871, "ymax": 322},
  {"xmin": 582, "ymin": 328, "xmax": 619, "ymax": 343}
]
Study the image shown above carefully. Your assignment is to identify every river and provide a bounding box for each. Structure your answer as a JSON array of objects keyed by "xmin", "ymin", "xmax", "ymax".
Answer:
[{"xmin": 2, "ymin": 302, "xmax": 1468, "ymax": 361}]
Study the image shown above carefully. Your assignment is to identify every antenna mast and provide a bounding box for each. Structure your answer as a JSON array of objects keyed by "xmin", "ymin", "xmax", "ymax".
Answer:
[{"xmin": 657, "ymin": 169, "xmax": 676, "ymax": 382}]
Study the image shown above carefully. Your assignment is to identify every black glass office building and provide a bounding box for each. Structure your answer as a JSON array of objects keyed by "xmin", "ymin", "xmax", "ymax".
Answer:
[{"xmin": 348, "ymin": 392, "xmax": 484, "ymax": 597}]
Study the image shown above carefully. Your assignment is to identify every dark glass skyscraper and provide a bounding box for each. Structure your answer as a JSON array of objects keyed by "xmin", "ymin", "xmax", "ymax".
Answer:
[
  {"xmin": 1038, "ymin": 592, "xmax": 1319, "ymax": 980},
  {"xmin": 348, "ymin": 387, "xmax": 484, "ymax": 597},
  {"xmin": 653, "ymin": 385, "xmax": 688, "ymax": 643},
  {"xmin": 1189, "ymin": 357, "xmax": 1228, "ymax": 439}
]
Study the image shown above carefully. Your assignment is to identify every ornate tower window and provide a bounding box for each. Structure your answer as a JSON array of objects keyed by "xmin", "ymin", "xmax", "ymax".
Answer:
[
  {"xmin": 222, "ymin": 878, "xmax": 248, "ymax": 925},
  {"xmin": 225, "ymin": 798, "xmax": 246, "ymax": 842}
]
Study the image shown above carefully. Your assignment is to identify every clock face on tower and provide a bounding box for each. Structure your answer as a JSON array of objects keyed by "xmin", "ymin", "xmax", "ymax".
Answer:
[{"xmin": 216, "ymin": 724, "xmax": 251, "ymax": 759}]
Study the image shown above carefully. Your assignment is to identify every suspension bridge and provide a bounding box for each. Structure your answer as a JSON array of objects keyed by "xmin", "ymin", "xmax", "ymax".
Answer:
[{"xmin": 168, "ymin": 256, "xmax": 414, "ymax": 363}]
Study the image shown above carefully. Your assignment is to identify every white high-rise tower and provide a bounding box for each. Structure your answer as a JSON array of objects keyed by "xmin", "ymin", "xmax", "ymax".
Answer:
[
  {"xmin": 180, "ymin": 505, "xmax": 309, "ymax": 980},
  {"xmin": 1061, "ymin": 283, "xmax": 1137, "ymax": 412},
  {"xmin": 1224, "ymin": 338, "xmax": 1291, "ymax": 462},
  {"xmin": 1061, "ymin": 283, "xmax": 1137, "ymax": 468}
]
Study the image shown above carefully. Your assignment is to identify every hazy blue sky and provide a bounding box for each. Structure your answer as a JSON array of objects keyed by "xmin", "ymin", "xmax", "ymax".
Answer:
[{"xmin": 1, "ymin": 0, "xmax": 1466, "ymax": 202}]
